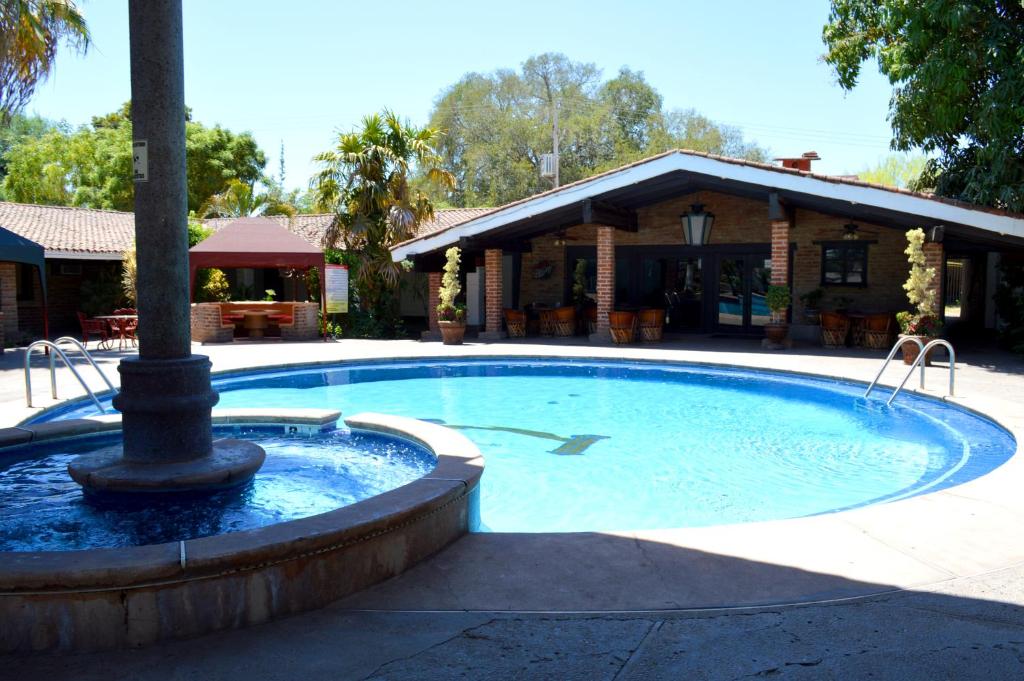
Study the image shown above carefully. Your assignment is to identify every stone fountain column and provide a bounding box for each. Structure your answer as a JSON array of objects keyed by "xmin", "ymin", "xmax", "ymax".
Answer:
[{"xmin": 69, "ymin": 0, "xmax": 264, "ymax": 493}]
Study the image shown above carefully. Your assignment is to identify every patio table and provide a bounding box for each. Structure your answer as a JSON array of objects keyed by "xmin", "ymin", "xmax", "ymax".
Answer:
[
  {"xmin": 95, "ymin": 314, "xmax": 138, "ymax": 351},
  {"xmin": 239, "ymin": 310, "xmax": 271, "ymax": 339}
]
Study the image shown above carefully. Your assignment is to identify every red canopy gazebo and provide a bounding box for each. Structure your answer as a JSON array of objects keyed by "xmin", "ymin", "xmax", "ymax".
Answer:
[{"xmin": 188, "ymin": 217, "xmax": 326, "ymax": 334}]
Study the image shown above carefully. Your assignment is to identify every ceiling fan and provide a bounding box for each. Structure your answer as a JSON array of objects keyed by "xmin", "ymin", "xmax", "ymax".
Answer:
[
  {"xmin": 840, "ymin": 222, "xmax": 879, "ymax": 241},
  {"xmin": 552, "ymin": 229, "xmax": 580, "ymax": 246}
]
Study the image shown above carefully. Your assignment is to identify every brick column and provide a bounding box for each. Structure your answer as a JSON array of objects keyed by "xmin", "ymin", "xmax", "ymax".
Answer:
[
  {"xmin": 923, "ymin": 241, "xmax": 944, "ymax": 317},
  {"xmin": 770, "ymin": 220, "xmax": 790, "ymax": 286},
  {"xmin": 479, "ymin": 248, "xmax": 506, "ymax": 340},
  {"xmin": 421, "ymin": 271, "xmax": 442, "ymax": 341},
  {"xmin": 590, "ymin": 224, "xmax": 615, "ymax": 342}
]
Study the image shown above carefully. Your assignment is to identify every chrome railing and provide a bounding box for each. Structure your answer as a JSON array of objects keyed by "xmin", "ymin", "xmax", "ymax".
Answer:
[
  {"xmin": 24, "ymin": 338, "xmax": 115, "ymax": 412},
  {"xmin": 864, "ymin": 336, "xmax": 925, "ymax": 399},
  {"xmin": 885, "ymin": 339, "xmax": 956, "ymax": 406}
]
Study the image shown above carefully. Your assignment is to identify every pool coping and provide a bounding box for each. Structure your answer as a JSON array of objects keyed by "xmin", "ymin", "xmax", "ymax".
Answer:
[{"xmin": 0, "ymin": 410, "xmax": 483, "ymax": 652}]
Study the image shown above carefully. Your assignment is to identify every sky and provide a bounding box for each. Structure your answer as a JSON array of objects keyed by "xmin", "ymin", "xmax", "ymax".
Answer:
[{"xmin": 26, "ymin": 0, "xmax": 904, "ymax": 193}]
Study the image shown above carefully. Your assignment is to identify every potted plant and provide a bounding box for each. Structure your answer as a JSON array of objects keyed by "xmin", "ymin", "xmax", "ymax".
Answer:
[
  {"xmin": 572, "ymin": 258, "xmax": 592, "ymax": 335},
  {"xmin": 764, "ymin": 284, "xmax": 791, "ymax": 344},
  {"xmin": 897, "ymin": 228, "xmax": 941, "ymax": 364},
  {"xmin": 436, "ymin": 246, "xmax": 466, "ymax": 345},
  {"xmin": 799, "ymin": 287, "xmax": 824, "ymax": 324}
]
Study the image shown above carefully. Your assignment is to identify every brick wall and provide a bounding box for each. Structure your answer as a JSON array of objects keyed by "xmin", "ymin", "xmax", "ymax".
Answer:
[
  {"xmin": 484, "ymin": 248, "xmax": 503, "ymax": 333},
  {"xmin": 0, "ymin": 262, "xmax": 16, "ymax": 343},
  {"xmin": 770, "ymin": 220, "xmax": 790, "ymax": 287},
  {"xmin": 279, "ymin": 302, "xmax": 320, "ymax": 340},
  {"xmin": 517, "ymin": 190, "xmax": 915, "ymax": 320},
  {"xmin": 190, "ymin": 303, "xmax": 234, "ymax": 343}
]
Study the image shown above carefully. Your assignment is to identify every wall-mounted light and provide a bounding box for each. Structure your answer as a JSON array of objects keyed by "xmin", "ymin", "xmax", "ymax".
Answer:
[
  {"xmin": 681, "ymin": 204, "xmax": 715, "ymax": 246},
  {"xmin": 843, "ymin": 223, "xmax": 860, "ymax": 240}
]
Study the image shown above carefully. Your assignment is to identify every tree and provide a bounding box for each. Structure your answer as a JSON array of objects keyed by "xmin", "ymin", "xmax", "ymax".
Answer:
[
  {"xmin": 199, "ymin": 177, "xmax": 296, "ymax": 218},
  {"xmin": 823, "ymin": 1, "xmax": 1024, "ymax": 211},
  {"xmin": 856, "ymin": 154, "xmax": 927, "ymax": 189},
  {"xmin": 0, "ymin": 0, "xmax": 89, "ymax": 120},
  {"xmin": 310, "ymin": 110, "xmax": 454, "ymax": 335},
  {"xmin": 425, "ymin": 54, "xmax": 769, "ymax": 207},
  {"xmin": 1, "ymin": 103, "xmax": 266, "ymax": 211}
]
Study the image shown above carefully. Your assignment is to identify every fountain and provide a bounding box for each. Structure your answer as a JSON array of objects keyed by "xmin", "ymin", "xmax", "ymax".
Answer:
[
  {"xmin": 66, "ymin": 0, "xmax": 265, "ymax": 494},
  {"xmin": 0, "ymin": 1, "xmax": 483, "ymax": 653}
]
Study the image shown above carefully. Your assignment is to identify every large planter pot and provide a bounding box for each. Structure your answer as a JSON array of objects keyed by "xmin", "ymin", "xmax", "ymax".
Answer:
[
  {"xmin": 439, "ymin": 321, "xmax": 466, "ymax": 345},
  {"xmin": 764, "ymin": 323, "xmax": 789, "ymax": 344},
  {"xmin": 899, "ymin": 335, "xmax": 937, "ymax": 366}
]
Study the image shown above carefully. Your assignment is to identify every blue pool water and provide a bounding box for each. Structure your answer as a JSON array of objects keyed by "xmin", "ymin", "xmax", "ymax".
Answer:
[
  {"xmin": 26, "ymin": 358, "xmax": 1016, "ymax": 534},
  {"xmin": 0, "ymin": 428, "xmax": 434, "ymax": 551}
]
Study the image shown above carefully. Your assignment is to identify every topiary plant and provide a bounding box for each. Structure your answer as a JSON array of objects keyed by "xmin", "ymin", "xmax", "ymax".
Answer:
[
  {"xmin": 436, "ymin": 246, "xmax": 465, "ymax": 322},
  {"xmin": 765, "ymin": 284, "xmax": 791, "ymax": 324}
]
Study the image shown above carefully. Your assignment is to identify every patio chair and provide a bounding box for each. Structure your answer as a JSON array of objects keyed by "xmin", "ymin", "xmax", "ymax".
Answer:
[
  {"xmin": 112, "ymin": 308, "xmax": 138, "ymax": 347},
  {"xmin": 820, "ymin": 311, "xmax": 849, "ymax": 349},
  {"xmin": 76, "ymin": 311, "xmax": 110, "ymax": 348},
  {"xmin": 503, "ymin": 308, "xmax": 527, "ymax": 337},
  {"xmin": 862, "ymin": 313, "xmax": 894, "ymax": 349}
]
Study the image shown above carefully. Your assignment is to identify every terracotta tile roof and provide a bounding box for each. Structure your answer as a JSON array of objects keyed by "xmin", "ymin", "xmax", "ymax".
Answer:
[
  {"xmin": 0, "ymin": 203, "xmax": 488, "ymax": 258},
  {"xmin": 0, "ymin": 202, "xmax": 135, "ymax": 255},
  {"xmin": 392, "ymin": 148, "xmax": 1024, "ymax": 251}
]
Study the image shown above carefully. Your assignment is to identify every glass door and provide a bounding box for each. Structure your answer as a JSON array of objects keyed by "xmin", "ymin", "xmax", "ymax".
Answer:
[{"xmin": 716, "ymin": 254, "xmax": 772, "ymax": 333}]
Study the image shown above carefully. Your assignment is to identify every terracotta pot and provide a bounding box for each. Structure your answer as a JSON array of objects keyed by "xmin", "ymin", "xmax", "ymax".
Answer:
[
  {"xmin": 764, "ymin": 323, "xmax": 788, "ymax": 344},
  {"xmin": 439, "ymin": 320, "xmax": 466, "ymax": 345},
  {"xmin": 899, "ymin": 335, "xmax": 936, "ymax": 366}
]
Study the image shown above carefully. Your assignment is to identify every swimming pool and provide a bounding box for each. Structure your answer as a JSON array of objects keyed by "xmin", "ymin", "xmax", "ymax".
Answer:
[{"xmin": 31, "ymin": 358, "xmax": 1016, "ymax": 533}]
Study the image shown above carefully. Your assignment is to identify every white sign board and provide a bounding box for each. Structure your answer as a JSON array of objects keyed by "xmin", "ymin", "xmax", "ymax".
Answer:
[
  {"xmin": 132, "ymin": 140, "xmax": 148, "ymax": 182},
  {"xmin": 325, "ymin": 264, "xmax": 349, "ymax": 314}
]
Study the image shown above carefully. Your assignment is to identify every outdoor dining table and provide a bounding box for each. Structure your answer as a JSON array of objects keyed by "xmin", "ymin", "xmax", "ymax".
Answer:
[
  {"xmin": 95, "ymin": 314, "xmax": 138, "ymax": 351},
  {"xmin": 238, "ymin": 310, "xmax": 271, "ymax": 339}
]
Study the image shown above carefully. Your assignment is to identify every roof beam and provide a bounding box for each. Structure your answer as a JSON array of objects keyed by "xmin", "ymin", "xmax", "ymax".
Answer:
[
  {"xmin": 582, "ymin": 199, "xmax": 637, "ymax": 231},
  {"xmin": 458, "ymin": 237, "xmax": 533, "ymax": 253}
]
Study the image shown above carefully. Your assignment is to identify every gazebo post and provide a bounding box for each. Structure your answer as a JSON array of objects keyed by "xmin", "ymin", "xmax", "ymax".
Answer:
[{"xmin": 319, "ymin": 263, "xmax": 327, "ymax": 340}]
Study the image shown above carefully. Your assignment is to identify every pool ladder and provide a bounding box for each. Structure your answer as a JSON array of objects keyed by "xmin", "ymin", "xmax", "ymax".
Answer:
[
  {"xmin": 24, "ymin": 337, "xmax": 116, "ymax": 412},
  {"xmin": 864, "ymin": 337, "xmax": 956, "ymax": 406}
]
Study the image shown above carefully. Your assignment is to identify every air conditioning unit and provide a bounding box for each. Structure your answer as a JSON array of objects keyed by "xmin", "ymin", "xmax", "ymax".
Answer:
[{"xmin": 540, "ymin": 153, "xmax": 556, "ymax": 178}]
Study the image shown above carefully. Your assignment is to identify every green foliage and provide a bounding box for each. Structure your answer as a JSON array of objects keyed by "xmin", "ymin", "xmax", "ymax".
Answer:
[
  {"xmin": 426, "ymin": 53, "xmax": 769, "ymax": 207},
  {"xmin": 79, "ymin": 264, "xmax": 124, "ymax": 317},
  {"xmin": 0, "ymin": 0, "xmax": 90, "ymax": 120},
  {"xmin": 199, "ymin": 177, "xmax": 297, "ymax": 218},
  {"xmin": 993, "ymin": 261, "xmax": 1024, "ymax": 354},
  {"xmin": 572, "ymin": 258, "xmax": 589, "ymax": 306},
  {"xmin": 1, "ymin": 102, "xmax": 266, "ymax": 211},
  {"xmin": 799, "ymin": 287, "xmax": 824, "ymax": 309},
  {"xmin": 823, "ymin": 2, "xmax": 1024, "ymax": 211},
  {"xmin": 765, "ymin": 285, "xmax": 791, "ymax": 323},
  {"xmin": 187, "ymin": 216, "xmax": 213, "ymax": 247},
  {"xmin": 263, "ymin": 288, "xmax": 276, "ymax": 301},
  {"xmin": 195, "ymin": 268, "xmax": 229, "ymax": 302},
  {"xmin": 902, "ymin": 228, "xmax": 936, "ymax": 317},
  {"xmin": 857, "ymin": 154, "xmax": 927, "ymax": 189},
  {"xmin": 121, "ymin": 244, "xmax": 136, "ymax": 305},
  {"xmin": 311, "ymin": 110, "xmax": 454, "ymax": 335}
]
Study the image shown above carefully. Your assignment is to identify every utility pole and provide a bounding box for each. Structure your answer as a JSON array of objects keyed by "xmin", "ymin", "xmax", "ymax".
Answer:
[{"xmin": 552, "ymin": 101, "xmax": 560, "ymax": 188}]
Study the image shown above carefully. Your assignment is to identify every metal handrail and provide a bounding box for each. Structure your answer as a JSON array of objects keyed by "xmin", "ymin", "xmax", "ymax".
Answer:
[
  {"xmin": 53, "ymin": 337, "xmax": 116, "ymax": 393},
  {"xmin": 886, "ymin": 339, "xmax": 955, "ymax": 406},
  {"xmin": 864, "ymin": 336, "xmax": 925, "ymax": 398},
  {"xmin": 24, "ymin": 340, "xmax": 109, "ymax": 412}
]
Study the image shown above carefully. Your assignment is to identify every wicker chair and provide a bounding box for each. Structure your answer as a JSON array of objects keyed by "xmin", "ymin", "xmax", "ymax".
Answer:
[
  {"xmin": 638, "ymin": 308, "xmax": 665, "ymax": 342},
  {"xmin": 820, "ymin": 311, "xmax": 849, "ymax": 349},
  {"xmin": 503, "ymin": 308, "xmax": 526, "ymax": 337},
  {"xmin": 862, "ymin": 313, "xmax": 894, "ymax": 349},
  {"xmin": 538, "ymin": 309, "xmax": 555, "ymax": 336},
  {"xmin": 552, "ymin": 306, "xmax": 576, "ymax": 337},
  {"xmin": 609, "ymin": 311, "xmax": 637, "ymax": 344}
]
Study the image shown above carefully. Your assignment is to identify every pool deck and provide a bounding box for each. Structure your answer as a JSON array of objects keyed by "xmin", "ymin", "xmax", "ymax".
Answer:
[{"xmin": 3, "ymin": 336, "xmax": 1024, "ymax": 679}]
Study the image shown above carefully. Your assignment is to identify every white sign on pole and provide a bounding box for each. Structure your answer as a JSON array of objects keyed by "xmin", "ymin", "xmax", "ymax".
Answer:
[
  {"xmin": 325, "ymin": 264, "xmax": 349, "ymax": 314},
  {"xmin": 132, "ymin": 140, "xmax": 148, "ymax": 182}
]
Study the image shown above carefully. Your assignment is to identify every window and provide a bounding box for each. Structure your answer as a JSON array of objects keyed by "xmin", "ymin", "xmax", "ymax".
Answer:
[
  {"xmin": 821, "ymin": 242, "xmax": 868, "ymax": 286},
  {"xmin": 16, "ymin": 263, "xmax": 36, "ymax": 302}
]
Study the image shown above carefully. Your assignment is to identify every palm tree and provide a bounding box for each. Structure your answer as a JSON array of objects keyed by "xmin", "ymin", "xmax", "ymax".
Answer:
[
  {"xmin": 0, "ymin": 0, "xmax": 89, "ymax": 120},
  {"xmin": 200, "ymin": 178, "xmax": 297, "ymax": 219},
  {"xmin": 310, "ymin": 110, "xmax": 454, "ymax": 334}
]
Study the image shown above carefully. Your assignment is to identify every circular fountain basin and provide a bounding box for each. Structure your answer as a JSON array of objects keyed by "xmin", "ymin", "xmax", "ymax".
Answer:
[{"xmin": 0, "ymin": 411, "xmax": 483, "ymax": 653}]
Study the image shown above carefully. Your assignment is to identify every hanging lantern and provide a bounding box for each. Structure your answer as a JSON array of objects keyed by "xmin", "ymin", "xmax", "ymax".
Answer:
[{"xmin": 681, "ymin": 204, "xmax": 715, "ymax": 246}]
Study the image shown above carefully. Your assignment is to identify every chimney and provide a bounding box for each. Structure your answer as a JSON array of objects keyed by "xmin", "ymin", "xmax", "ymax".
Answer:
[{"xmin": 774, "ymin": 151, "xmax": 820, "ymax": 172}]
